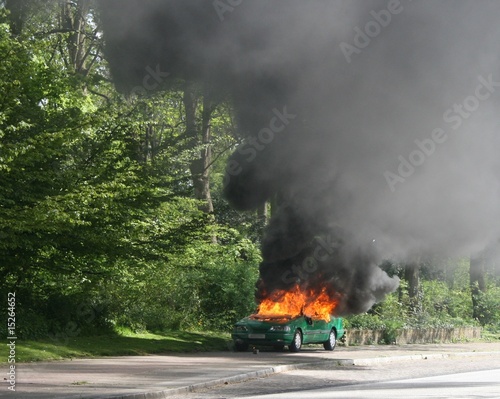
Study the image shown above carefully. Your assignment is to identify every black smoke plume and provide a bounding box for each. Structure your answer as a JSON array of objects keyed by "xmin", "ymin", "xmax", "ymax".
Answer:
[{"xmin": 99, "ymin": 1, "xmax": 500, "ymax": 315}]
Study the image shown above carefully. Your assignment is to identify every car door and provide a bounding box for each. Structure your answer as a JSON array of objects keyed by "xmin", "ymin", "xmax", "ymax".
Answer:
[
  {"xmin": 313, "ymin": 318, "xmax": 330, "ymax": 343},
  {"xmin": 301, "ymin": 317, "xmax": 316, "ymax": 343},
  {"xmin": 302, "ymin": 317, "xmax": 327, "ymax": 343}
]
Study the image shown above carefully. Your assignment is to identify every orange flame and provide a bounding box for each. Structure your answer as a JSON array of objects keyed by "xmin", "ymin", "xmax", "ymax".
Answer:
[{"xmin": 256, "ymin": 285, "xmax": 338, "ymax": 321}]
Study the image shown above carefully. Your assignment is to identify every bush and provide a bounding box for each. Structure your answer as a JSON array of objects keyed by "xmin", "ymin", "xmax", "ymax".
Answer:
[
  {"xmin": 474, "ymin": 285, "xmax": 500, "ymax": 327},
  {"xmin": 104, "ymin": 227, "xmax": 261, "ymax": 333},
  {"xmin": 345, "ymin": 313, "xmax": 387, "ymax": 330},
  {"xmin": 345, "ymin": 275, "xmax": 479, "ymax": 335},
  {"xmin": 421, "ymin": 280, "xmax": 473, "ymax": 322},
  {"xmin": 11, "ymin": 310, "xmax": 49, "ymax": 340}
]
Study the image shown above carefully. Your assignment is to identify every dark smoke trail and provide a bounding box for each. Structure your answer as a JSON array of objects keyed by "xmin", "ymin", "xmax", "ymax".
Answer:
[{"xmin": 99, "ymin": 1, "xmax": 500, "ymax": 315}]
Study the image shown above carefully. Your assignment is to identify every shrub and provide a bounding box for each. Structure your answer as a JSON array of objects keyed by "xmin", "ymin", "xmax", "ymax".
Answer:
[{"xmin": 105, "ymin": 227, "xmax": 261, "ymax": 332}]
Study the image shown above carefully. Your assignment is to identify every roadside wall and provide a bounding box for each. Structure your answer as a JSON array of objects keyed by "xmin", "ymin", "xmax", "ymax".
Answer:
[{"xmin": 344, "ymin": 327, "xmax": 482, "ymax": 346}]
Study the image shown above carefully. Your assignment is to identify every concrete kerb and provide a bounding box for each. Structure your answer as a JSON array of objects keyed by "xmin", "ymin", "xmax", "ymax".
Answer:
[
  {"xmin": 101, "ymin": 351, "xmax": 500, "ymax": 399},
  {"xmin": 335, "ymin": 350, "xmax": 500, "ymax": 366},
  {"xmin": 103, "ymin": 362, "xmax": 314, "ymax": 399}
]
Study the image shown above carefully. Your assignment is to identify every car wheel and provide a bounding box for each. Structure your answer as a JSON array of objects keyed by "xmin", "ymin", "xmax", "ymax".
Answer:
[
  {"xmin": 273, "ymin": 345, "xmax": 285, "ymax": 351},
  {"xmin": 323, "ymin": 329, "xmax": 337, "ymax": 351},
  {"xmin": 234, "ymin": 341, "xmax": 249, "ymax": 352},
  {"xmin": 289, "ymin": 329, "xmax": 302, "ymax": 352}
]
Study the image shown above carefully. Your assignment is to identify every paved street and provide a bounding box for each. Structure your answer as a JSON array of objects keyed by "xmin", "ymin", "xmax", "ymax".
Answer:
[
  {"xmin": 174, "ymin": 346, "xmax": 500, "ymax": 399},
  {"xmin": 2, "ymin": 342, "xmax": 500, "ymax": 399},
  {"xmin": 241, "ymin": 368, "xmax": 500, "ymax": 399}
]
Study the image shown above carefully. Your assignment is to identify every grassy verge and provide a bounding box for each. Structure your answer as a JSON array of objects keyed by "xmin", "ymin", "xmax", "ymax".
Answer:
[
  {"xmin": 0, "ymin": 329, "xmax": 231, "ymax": 363},
  {"xmin": 482, "ymin": 329, "xmax": 500, "ymax": 342}
]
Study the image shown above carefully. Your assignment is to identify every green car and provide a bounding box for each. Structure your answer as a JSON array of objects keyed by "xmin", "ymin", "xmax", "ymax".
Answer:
[{"xmin": 232, "ymin": 314, "xmax": 344, "ymax": 352}]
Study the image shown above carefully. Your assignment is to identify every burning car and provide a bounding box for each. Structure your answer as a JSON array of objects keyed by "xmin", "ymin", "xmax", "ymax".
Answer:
[
  {"xmin": 232, "ymin": 313, "xmax": 344, "ymax": 352},
  {"xmin": 233, "ymin": 284, "xmax": 344, "ymax": 352}
]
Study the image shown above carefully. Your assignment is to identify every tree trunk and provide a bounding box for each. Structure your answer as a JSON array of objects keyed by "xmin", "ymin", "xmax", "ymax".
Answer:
[
  {"xmin": 60, "ymin": 0, "xmax": 93, "ymax": 77},
  {"xmin": 470, "ymin": 253, "xmax": 487, "ymax": 323},
  {"xmin": 257, "ymin": 202, "xmax": 268, "ymax": 225},
  {"xmin": 184, "ymin": 82, "xmax": 215, "ymax": 214},
  {"xmin": 404, "ymin": 260, "xmax": 421, "ymax": 314},
  {"xmin": 5, "ymin": 0, "xmax": 31, "ymax": 35}
]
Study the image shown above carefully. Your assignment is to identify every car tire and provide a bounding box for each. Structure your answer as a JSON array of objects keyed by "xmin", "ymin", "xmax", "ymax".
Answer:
[
  {"xmin": 323, "ymin": 329, "xmax": 337, "ymax": 351},
  {"xmin": 234, "ymin": 341, "xmax": 249, "ymax": 352},
  {"xmin": 289, "ymin": 329, "xmax": 302, "ymax": 352}
]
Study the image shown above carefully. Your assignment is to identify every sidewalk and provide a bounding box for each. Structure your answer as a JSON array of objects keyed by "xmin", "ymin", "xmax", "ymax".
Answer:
[{"xmin": 4, "ymin": 342, "xmax": 500, "ymax": 399}]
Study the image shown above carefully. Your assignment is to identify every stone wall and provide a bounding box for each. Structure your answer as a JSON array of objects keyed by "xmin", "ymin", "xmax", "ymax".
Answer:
[{"xmin": 344, "ymin": 327, "xmax": 482, "ymax": 346}]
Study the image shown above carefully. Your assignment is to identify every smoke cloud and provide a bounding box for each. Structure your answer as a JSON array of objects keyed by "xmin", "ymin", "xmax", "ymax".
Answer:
[{"xmin": 99, "ymin": 1, "xmax": 500, "ymax": 315}]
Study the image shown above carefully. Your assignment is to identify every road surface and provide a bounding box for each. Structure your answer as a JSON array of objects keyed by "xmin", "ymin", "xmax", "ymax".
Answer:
[
  {"xmin": 171, "ymin": 347, "xmax": 500, "ymax": 399},
  {"xmin": 242, "ymin": 368, "xmax": 500, "ymax": 399}
]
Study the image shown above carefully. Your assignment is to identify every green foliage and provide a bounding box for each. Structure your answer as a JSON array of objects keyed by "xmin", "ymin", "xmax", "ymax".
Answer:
[
  {"xmin": 418, "ymin": 280, "xmax": 473, "ymax": 326},
  {"xmin": 103, "ymin": 223, "xmax": 260, "ymax": 333},
  {"xmin": 473, "ymin": 284, "xmax": 500, "ymax": 328},
  {"xmin": 346, "ymin": 259, "xmax": 483, "ymax": 335},
  {"xmin": 345, "ymin": 313, "xmax": 385, "ymax": 330},
  {"xmin": 0, "ymin": 6, "xmax": 261, "ymax": 341}
]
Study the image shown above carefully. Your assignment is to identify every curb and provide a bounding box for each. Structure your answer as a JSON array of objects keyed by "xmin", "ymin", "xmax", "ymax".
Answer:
[
  {"xmin": 335, "ymin": 350, "xmax": 500, "ymax": 366},
  {"xmin": 104, "ymin": 362, "xmax": 313, "ymax": 399},
  {"xmin": 102, "ymin": 351, "xmax": 500, "ymax": 399}
]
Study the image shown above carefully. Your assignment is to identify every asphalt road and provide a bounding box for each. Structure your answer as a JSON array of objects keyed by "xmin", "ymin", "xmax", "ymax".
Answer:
[
  {"xmin": 241, "ymin": 368, "xmax": 500, "ymax": 399},
  {"xmin": 172, "ymin": 344, "xmax": 500, "ymax": 399}
]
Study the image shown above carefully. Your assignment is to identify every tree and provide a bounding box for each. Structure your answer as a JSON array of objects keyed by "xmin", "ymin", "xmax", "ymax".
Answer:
[
  {"xmin": 183, "ymin": 81, "xmax": 217, "ymax": 214},
  {"xmin": 4, "ymin": 0, "xmax": 34, "ymax": 35},
  {"xmin": 0, "ymin": 5, "xmax": 263, "ymax": 337},
  {"xmin": 470, "ymin": 252, "xmax": 487, "ymax": 324},
  {"xmin": 59, "ymin": 0, "xmax": 101, "ymax": 78},
  {"xmin": 404, "ymin": 260, "xmax": 421, "ymax": 313}
]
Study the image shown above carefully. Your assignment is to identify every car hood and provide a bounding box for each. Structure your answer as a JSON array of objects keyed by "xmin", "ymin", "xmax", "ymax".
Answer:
[{"xmin": 236, "ymin": 315, "xmax": 300, "ymax": 328}]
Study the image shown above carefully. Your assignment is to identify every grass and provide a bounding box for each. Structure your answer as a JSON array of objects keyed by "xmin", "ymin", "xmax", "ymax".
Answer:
[
  {"xmin": 481, "ymin": 329, "xmax": 500, "ymax": 342},
  {"xmin": 0, "ymin": 329, "xmax": 231, "ymax": 363}
]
